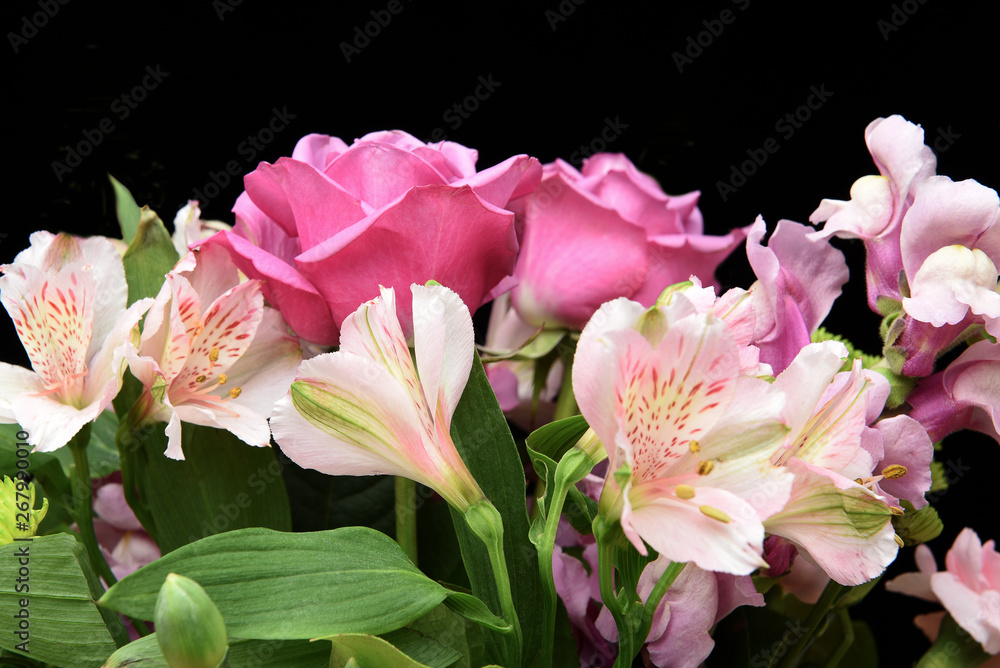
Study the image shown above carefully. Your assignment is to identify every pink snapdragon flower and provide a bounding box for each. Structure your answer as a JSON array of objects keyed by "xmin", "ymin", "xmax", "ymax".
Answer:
[
  {"xmin": 745, "ymin": 217, "xmax": 849, "ymax": 374},
  {"xmin": 270, "ymin": 284, "xmax": 486, "ymax": 512},
  {"xmin": 594, "ymin": 555, "xmax": 764, "ymax": 668},
  {"xmin": 125, "ymin": 244, "xmax": 302, "ymax": 459},
  {"xmin": 906, "ymin": 339, "xmax": 1000, "ymax": 446},
  {"xmin": 573, "ymin": 290, "xmax": 792, "ymax": 574},
  {"xmin": 809, "ymin": 114, "xmax": 937, "ymax": 311},
  {"xmin": 886, "ymin": 528, "xmax": 1000, "ymax": 656},
  {"xmin": 201, "ymin": 130, "xmax": 541, "ymax": 345},
  {"xmin": 508, "ymin": 155, "xmax": 748, "ymax": 330},
  {"xmin": 92, "ymin": 479, "xmax": 160, "ymax": 582},
  {"xmin": 0, "ymin": 232, "xmax": 152, "ymax": 451}
]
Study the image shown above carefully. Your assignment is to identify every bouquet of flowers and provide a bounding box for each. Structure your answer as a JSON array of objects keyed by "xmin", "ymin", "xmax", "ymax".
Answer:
[{"xmin": 1, "ymin": 116, "xmax": 997, "ymax": 668}]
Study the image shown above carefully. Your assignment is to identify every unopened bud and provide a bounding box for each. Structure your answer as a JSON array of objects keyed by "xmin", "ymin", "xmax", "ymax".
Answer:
[{"xmin": 154, "ymin": 573, "xmax": 228, "ymax": 668}]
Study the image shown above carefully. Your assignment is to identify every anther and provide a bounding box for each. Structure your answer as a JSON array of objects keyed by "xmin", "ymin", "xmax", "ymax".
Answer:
[
  {"xmin": 699, "ymin": 505, "xmax": 731, "ymax": 523},
  {"xmin": 229, "ymin": 387, "xmax": 242, "ymax": 399},
  {"xmin": 882, "ymin": 464, "xmax": 907, "ymax": 479},
  {"xmin": 675, "ymin": 485, "xmax": 696, "ymax": 499}
]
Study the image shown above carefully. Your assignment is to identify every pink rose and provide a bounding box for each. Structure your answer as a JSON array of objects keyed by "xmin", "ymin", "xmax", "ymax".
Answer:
[
  {"xmin": 508, "ymin": 155, "xmax": 749, "ymax": 330},
  {"xmin": 201, "ymin": 130, "xmax": 541, "ymax": 345}
]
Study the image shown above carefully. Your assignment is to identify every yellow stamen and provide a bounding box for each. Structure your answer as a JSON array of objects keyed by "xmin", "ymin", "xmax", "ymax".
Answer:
[
  {"xmin": 854, "ymin": 478, "xmax": 865, "ymax": 486},
  {"xmin": 196, "ymin": 374, "xmax": 207, "ymax": 383},
  {"xmin": 675, "ymin": 484, "xmax": 696, "ymax": 499},
  {"xmin": 697, "ymin": 460, "xmax": 715, "ymax": 476},
  {"xmin": 894, "ymin": 534, "xmax": 905, "ymax": 547},
  {"xmin": 229, "ymin": 387, "xmax": 242, "ymax": 399},
  {"xmin": 218, "ymin": 373, "xmax": 227, "ymax": 384},
  {"xmin": 699, "ymin": 505, "xmax": 731, "ymax": 523},
  {"xmin": 689, "ymin": 440, "xmax": 701, "ymax": 453},
  {"xmin": 209, "ymin": 347, "xmax": 220, "ymax": 362},
  {"xmin": 882, "ymin": 464, "xmax": 907, "ymax": 479},
  {"xmin": 889, "ymin": 505, "xmax": 905, "ymax": 516}
]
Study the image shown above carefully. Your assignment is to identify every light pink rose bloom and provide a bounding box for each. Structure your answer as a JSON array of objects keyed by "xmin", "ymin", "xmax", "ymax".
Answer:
[
  {"xmin": 746, "ymin": 217, "xmax": 849, "ymax": 375},
  {"xmin": 200, "ymin": 130, "xmax": 541, "ymax": 345},
  {"xmin": 809, "ymin": 115, "xmax": 937, "ymax": 311},
  {"xmin": 886, "ymin": 528, "xmax": 1000, "ymax": 656},
  {"xmin": 906, "ymin": 339, "xmax": 1000, "ymax": 446},
  {"xmin": 509, "ymin": 155, "xmax": 749, "ymax": 330}
]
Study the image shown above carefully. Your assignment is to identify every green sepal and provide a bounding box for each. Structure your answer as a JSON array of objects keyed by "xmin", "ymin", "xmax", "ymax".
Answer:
[
  {"xmin": 110, "ymin": 174, "xmax": 142, "ymax": 244},
  {"xmin": 121, "ymin": 206, "xmax": 180, "ymax": 308},
  {"xmin": 892, "ymin": 500, "xmax": 944, "ymax": 546},
  {"xmin": 868, "ymin": 365, "xmax": 917, "ymax": 408}
]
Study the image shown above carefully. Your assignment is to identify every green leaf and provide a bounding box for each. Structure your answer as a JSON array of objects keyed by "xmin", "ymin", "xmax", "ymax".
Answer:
[
  {"xmin": 277, "ymin": 449, "xmax": 395, "ymax": 534},
  {"xmin": 442, "ymin": 591, "xmax": 511, "ymax": 633},
  {"xmin": 110, "ymin": 174, "xmax": 142, "ymax": 244},
  {"xmin": 448, "ymin": 354, "xmax": 542, "ymax": 666},
  {"xmin": 380, "ymin": 604, "xmax": 469, "ymax": 668},
  {"xmin": 0, "ymin": 533, "xmax": 124, "ymax": 666},
  {"xmin": 115, "ymin": 421, "xmax": 292, "ymax": 553},
  {"xmin": 103, "ymin": 633, "xmax": 333, "ymax": 668},
  {"xmin": 327, "ymin": 634, "xmax": 436, "ymax": 668},
  {"xmin": 121, "ymin": 207, "xmax": 179, "ymax": 307},
  {"xmin": 525, "ymin": 415, "xmax": 589, "ymax": 464},
  {"xmin": 99, "ymin": 527, "xmax": 452, "ymax": 639}
]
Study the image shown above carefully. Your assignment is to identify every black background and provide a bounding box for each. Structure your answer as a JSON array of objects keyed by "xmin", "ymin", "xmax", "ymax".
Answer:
[{"xmin": 5, "ymin": 0, "xmax": 999, "ymax": 664}]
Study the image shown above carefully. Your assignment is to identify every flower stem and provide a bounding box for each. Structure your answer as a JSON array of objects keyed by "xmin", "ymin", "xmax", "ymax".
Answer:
[
  {"xmin": 553, "ymin": 360, "xmax": 578, "ymax": 421},
  {"xmin": 68, "ymin": 423, "xmax": 117, "ymax": 588},
  {"xmin": 594, "ymin": 518, "xmax": 637, "ymax": 668},
  {"xmin": 464, "ymin": 501, "xmax": 522, "ymax": 667},
  {"xmin": 637, "ymin": 561, "xmax": 685, "ymax": 642},
  {"xmin": 395, "ymin": 476, "xmax": 418, "ymax": 565},
  {"xmin": 536, "ymin": 448, "xmax": 596, "ymax": 668},
  {"xmin": 775, "ymin": 579, "xmax": 844, "ymax": 668}
]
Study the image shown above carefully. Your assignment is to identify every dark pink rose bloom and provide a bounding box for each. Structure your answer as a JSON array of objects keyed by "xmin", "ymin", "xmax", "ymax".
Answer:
[
  {"xmin": 201, "ymin": 130, "xmax": 541, "ymax": 345},
  {"xmin": 508, "ymin": 155, "xmax": 749, "ymax": 330}
]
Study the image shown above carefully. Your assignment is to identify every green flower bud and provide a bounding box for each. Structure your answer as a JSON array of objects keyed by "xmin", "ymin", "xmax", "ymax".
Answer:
[{"xmin": 155, "ymin": 573, "xmax": 228, "ymax": 668}]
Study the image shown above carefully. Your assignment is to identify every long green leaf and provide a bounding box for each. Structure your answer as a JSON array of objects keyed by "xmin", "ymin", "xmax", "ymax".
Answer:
[
  {"xmin": 448, "ymin": 353, "xmax": 541, "ymax": 667},
  {"xmin": 326, "ymin": 634, "xmax": 436, "ymax": 668},
  {"xmin": 99, "ymin": 527, "xmax": 451, "ymax": 639},
  {"xmin": 110, "ymin": 174, "xmax": 142, "ymax": 244},
  {"xmin": 0, "ymin": 533, "xmax": 123, "ymax": 666},
  {"xmin": 103, "ymin": 633, "xmax": 333, "ymax": 668},
  {"xmin": 116, "ymin": 421, "xmax": 292, "ymax": 553}
]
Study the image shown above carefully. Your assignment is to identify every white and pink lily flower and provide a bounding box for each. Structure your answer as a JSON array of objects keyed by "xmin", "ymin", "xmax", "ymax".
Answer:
[
  {"xmin": 269, "ymin": 283, "xmax": 487, "ymax": 512},
  {"xmin": 0, "ymin": 232, "xmax": 152, "ymax": 452},
  {"xmin": 171, "ymin": 200, "xmax": 231, "ymax": 257},
  {"xmin": 764, "ymin": 341, "xmax": 933, "ymax": 585},
  {"xmin": 125, "ymin": 244, "xmax": 301, "ymax": 459},
  {"xmin": 573, "ymin": 290, "xmax": 793, "ymax": 575}
]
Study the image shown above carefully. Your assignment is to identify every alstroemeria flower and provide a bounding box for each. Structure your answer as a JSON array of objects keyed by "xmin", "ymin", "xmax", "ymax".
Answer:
[
  {"xmin": 573, "ymin": 291, "xmax": 792, "ymax": 575},
  {"xmin": 764, "ymin": 341, "xmax": 932, "ymax": 584},
  {"xmin": 269, "ymin": 284, "xmax": 486, "ymax": 512},
  {"xmin": 0, "ymin": 232, "xmax": 152, "ymax": 451},
  {"xmin": 171, "ymin": 200, "xmax": 231, "ymax": 257},
  {"xmin": 745, "ymin": 217, "xmax": 849, "ymax": 375},
  {"xmin": 809, "ymin": 115, "xmax": 937, "ymax": 310},
  {"xmin": 886, "ymin": 527, "xmax": 1000, "ymax": 655},
  {"xmin": 125, "ymin": 244, "xmax": 302, "ymax": 459}
]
